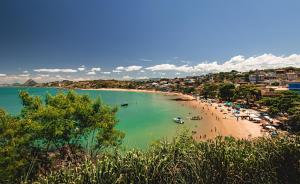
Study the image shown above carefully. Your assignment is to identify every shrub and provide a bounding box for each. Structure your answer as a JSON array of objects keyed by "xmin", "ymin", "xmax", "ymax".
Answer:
[{"xmin": 36, "ymin": 134, "xmax": 300, "ymax": 184}]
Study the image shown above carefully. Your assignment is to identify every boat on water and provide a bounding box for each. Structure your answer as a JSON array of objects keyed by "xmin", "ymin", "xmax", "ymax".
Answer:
[
  {"xmin": 173, "ymin": 117, "xmax": 184, "ymax": 124},
  {"xmin": 121, "ymin": 103, "xmax": 128, "ymax": 107},
  {"xmin": 190, "ymin": 116, "xmax": 201, "ymax": 120}
]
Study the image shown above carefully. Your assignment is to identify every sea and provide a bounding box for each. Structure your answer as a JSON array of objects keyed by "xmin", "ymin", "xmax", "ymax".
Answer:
[{"xmin": 0, "ymin": 87, "xmax": 200, "ymax": 149}]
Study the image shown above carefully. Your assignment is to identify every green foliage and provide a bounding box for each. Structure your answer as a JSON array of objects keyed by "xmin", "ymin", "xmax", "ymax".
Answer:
[
  {"xmin": 0, "ymin": 109, "xmax": 40, "ymax": 182},
  {"xmin": 218, "ymin": 83, "xmax": 235, "ymax": 101},
  {"xmin": 0, "ymin": 91, "xmax": 124, "ymax": 183},
  {"xmin": 287, "ymin": 105, "xmax": 300, "ymax": 132},
  {"xmin": 260, "ymin": 91, "xmax": 300, "ymax": 116},
  {"xmin": 271, "ymin": 81, "xmax": 280, "ymax": 86},
  {"xmin": 36, "ymin": 134, "xmax": 300, "ymax": 184},
  {"xmin": 260, "ymin": 91, "xmax": 300, "ymax": 132},
  {"xmin": 234, "ymin": 85, "xmax": 261, "ymax": 105},
  {"xmin": 182, "ymin": 87, "xmax": 195, "ymax": 94},
  {"xmin": 201, "ymin": 83, "xmax": 218, "ymax": 99}
]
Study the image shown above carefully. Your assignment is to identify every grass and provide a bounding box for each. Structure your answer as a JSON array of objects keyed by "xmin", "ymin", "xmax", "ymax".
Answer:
[{"xmin": 34, "ymin": 134, "xmax": 300, "ymax": 184}]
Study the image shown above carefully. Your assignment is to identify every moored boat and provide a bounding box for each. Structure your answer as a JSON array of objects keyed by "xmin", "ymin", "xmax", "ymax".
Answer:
[
  {"xmin": 121, "ymin": 103, "xmax": 128, "ymax": 107},
  {"xmin": 190, "ymin": 116, "xmax": 201, "ymax": 120},
  {"xmin": 173, "ymin": 117, "xmax": 184, "ymax": 124}
]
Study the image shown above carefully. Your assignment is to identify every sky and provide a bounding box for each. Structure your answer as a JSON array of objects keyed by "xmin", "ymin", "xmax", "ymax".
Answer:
[{"xmin": 1, "ymin": 0, "xmax": 300, "ymax": 83}]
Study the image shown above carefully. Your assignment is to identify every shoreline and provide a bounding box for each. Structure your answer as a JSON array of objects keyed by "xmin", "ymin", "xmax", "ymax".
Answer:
[
  {"xmin": 80, "ymin": 88, "xmax": 188, "ymax": 96},
  {"xmin": 81, "ymin": 88, "xmax": 264, "ymax": 140},
  {"xmin": 179, "ymin": 99, "xmax": 263, "ymax": 140}
]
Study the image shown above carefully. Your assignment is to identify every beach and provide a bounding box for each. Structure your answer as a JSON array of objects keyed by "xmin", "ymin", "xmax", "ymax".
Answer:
[
  {"xmin": 83, "ymin": 88, "xmax": 264, "ymax": 140},
  {"xmin": 178, "ymin": 98, "xmax": 263, "ymax": 140}
]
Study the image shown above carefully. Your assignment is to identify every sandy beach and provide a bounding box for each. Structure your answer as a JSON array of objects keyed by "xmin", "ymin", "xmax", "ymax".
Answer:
[
  {"xmin": 82, "ymin": 88, "xmax": 263, "ymax": 140},
  {"xmin": 177, "ymin": 98, "xmax": 263, "ymax": 140},
  {"xmin": 81, "ymin": 88, "xmax": 185, "ymax": 96}
]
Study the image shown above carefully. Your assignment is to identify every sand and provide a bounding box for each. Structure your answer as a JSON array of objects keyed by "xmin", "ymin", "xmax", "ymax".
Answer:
[
  {"xmin": 82, "ymin": 88, "xmax": 263, "ymax": 140},
  {"xmin": 178, "ymin": 98, "xmax": 263, "ymax": 140}
]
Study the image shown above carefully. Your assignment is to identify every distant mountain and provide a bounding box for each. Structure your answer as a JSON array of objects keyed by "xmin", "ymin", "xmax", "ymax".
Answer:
[
  {"xmin": 23, "ymin": 79, "xmax": 38, "ymax": 86},
  {"xmin": 12, "ymin": 83, "xmax": 22, "ymax": 86}
]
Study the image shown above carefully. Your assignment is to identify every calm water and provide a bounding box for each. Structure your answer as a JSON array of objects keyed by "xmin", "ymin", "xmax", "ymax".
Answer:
[{"xmin": 0, "ymin": 87, "xmax": 199, "ymax": 149}]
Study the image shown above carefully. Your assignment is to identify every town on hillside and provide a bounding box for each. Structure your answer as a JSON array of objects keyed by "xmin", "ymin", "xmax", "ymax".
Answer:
[{"xmin": 38, "ymin": 66, "xmax": 300, "ymax": 94}]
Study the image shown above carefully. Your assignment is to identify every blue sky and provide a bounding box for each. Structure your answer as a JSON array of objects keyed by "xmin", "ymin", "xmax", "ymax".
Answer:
[{"xmin": 1, "ymin": 0, "xmax": 300, "ymax": 83}]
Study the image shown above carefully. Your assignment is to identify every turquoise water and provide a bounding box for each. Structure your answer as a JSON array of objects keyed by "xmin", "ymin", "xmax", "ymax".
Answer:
[{"xmin": 0, "ymin": 87, "xmax": 199, "ymax": 149}]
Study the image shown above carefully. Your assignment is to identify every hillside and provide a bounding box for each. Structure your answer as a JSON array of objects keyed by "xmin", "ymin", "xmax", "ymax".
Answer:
[{"xmin": 23, "ymin": 79, "xmax": 38, "ymax": 86}]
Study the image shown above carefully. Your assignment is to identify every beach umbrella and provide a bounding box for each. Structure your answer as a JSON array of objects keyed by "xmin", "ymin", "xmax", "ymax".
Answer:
[{"xmin": 235, "ymin": 104, "xmax": 241, "ymax": 109}]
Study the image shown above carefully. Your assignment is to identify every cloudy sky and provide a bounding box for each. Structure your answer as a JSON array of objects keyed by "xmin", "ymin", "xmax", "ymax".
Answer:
[{"xmin": 0, "ymin": 0, "xmax": 300, "ymax": 83}]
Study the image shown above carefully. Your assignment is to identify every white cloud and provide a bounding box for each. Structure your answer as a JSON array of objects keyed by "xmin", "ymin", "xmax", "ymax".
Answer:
[
  {"xmin": 87, "ymin": 71, "xmax": 96, "ymax": 75},
  {"xmin": 192, "ymin": 54, "xmax": 300, "ymax": 74},
  {"xmin": 39, "ymin": 74, "xmax": 49, "ymax": 77},
  {"xmin": 122, "ymin": 75, "xmax": 132, "ymax": 80},
  {"xmin": 116, "ymin": 66, "xmax": 125, "ymax": 70},
  {"xmin": 115, "ymin": 65, "xmax": 142, "ymax": 72},
  {"xmin": 137, "ymin": 76, "xmax": 149, "ymax": 80},
  {"xmin": 34, "ymin": 68, "xmax": 77, "ymax": 73},
  {"xmin": 91, "ymin": 67, "xmax": 101, "ymax": 72},
  {"xmin": 23, "ymin": 70, "xmax": 29, "ymax": 73},
  {"xmin": 125, "ymin": 65, "xmax": 142, "ymax": 71},
  {"xmin": 145, "ymin": 54, "xmax": 300, "ymax": 74},
  {"xmin": 102, "ymin": 72, "xmax": 111, "ymax": 74},
  {"xmin": 140, "ymin": 70, "xmax": 145, "ymax": 73},
  {"xmin": 146, "ymin": 64, "xmax": 193, "ymax": 72},
  {"xmin": 112, "ymin": 70, "xmax": 122, "ymax": 73},
  {"xmin": 78, "ymin": 65, "xmax": 85, "ymax": 71},
  {"xmin": 0, "ymin": 74, "xmax": 7, "ymax": 77}
]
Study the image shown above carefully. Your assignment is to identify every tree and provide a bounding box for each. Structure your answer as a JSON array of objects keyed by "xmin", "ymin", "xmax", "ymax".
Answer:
[
  {"xmin": 183, "ymin": 87, "xmax": 195, "ymax": 94},
  {"xmin": 234, "ymin": 85, "xmax": 261, "ymax": 105},
  {"xmin": 218, "ymin": 83, "xmax": 235, "ymax": 101},
  {"xmin": 201, "ymin": 83, "xmax": 218, "ymax": 99},
  {"xmin": 0, "ymin": 109, "xmax": 40, "ymax": 182},
  {"xmin": 260, "ymin": 90, "xmax": 300, "ymax": 132},
  {"xmin": 0, "ymin": 91, "xmax": 124, "ymax": 183},
  {"xmin": 20, "ymin": 91, "xmax": 124, "ymax": 153},
  {"xmin": 261, "ymin": 91, "xmax": 300, "ymax": 115},
  {"xmin": 271, "ymin": 82, "xmax": 280, "ymax": 86},
  {"xmin": 287, "ymin": 107, "xmax": 300, "ymax": 132}
]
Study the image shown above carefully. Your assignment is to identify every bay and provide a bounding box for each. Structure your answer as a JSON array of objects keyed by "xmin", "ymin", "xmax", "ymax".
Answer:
[{"xmin": 0, "ymin": 87, "xmax": 199, "ymax": 149}]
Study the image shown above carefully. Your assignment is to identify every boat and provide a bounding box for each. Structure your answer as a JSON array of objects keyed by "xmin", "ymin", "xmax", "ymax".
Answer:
[
  {"xmin": 190, "ymin": 116, "xmax": 201, "ymax": 120},
  {"xmin": 121, "ymin": 103, "xmax": 128, "ymax": 107},
  {"xmin": 173, "ymin": 117, "xmax": 184, "ymax": 124}
]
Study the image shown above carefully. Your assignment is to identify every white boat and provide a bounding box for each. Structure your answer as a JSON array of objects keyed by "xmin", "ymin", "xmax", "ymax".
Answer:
[{"xmin": 173, "ymin": 117, "xmax": 184, "ymax": 124}]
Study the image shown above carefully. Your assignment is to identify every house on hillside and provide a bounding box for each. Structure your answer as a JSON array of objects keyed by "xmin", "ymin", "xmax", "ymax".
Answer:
[
  {"xmin": 249, "ymin": 70, "xmax": 265, "ymax": 84},
  {"xmin": 275, "ymin": 69, "xmax": 286, "ymax": 80},
  {"xmin": 286, "ymin": 72, "xmax": 298, "ymax": 81}
]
